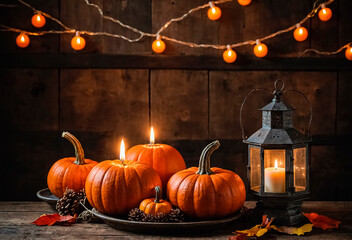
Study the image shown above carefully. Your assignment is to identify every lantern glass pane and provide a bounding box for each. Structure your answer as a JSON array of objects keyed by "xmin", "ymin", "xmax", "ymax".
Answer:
[
  {"xmin": 250, "ymin": 147, "xmax": 261, "ymax": 192},
  {"xmin": 264, "ymin": 149, "xmax": 286, "ymax": 193},
  {"xmin": 294, "ymin": 147, "xmax": 306, "ymax": 191}
]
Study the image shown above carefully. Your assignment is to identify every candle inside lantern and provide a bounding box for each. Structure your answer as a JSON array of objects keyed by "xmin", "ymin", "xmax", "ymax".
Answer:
[
  {"xmin": 150, "ymin": 126, "xmax": 155, "ymax": 144},
  {"xmin": 264, "ymin": 159, "xmax": 285, "ymax": 193}
]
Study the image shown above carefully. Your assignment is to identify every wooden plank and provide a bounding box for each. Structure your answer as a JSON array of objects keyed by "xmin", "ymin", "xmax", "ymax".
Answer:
[
  {"xmin": 338, "ymin": 0, "xmax": 352, "ymax": 46},
  {"xmin": 209, "ymin": 71, "xmax": 337, "ymax": 139},
  {"xmin": 152, "ymin": 0, "xmax": 219, "ymax": 56},
  {"xmin": 242, "ymin": 0, "xmax": 311, "ymax": 57},
  {"xmin": 0, "ymin": 69, "xmax": 59, "ymax": 131},
  {"xmin": 60, "ymin": 0, "xmax": 103, "ymax": 53},
  {"xmin": 1, "ymin": 54, "xmax": 351, "ymax": 70},
  {"xmin": 102, "ymin": 0, "xmax": 151, "ymax": 54},
  {"xmin": 150, "ymin": 70, "xmax": 208, "ymax": 140},
  {"xmin": 337, "ymin": 72, "xmax": 352, "ymax": 135},
  {"xmin": 60, "ymin": 69, "xmax": 149, "ymax": 148}
]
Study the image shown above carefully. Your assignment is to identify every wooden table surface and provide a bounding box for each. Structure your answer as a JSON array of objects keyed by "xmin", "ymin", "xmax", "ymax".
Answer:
[{"xmin": 0, "ymin": 201, "xmax": 351, "ymax": 239}]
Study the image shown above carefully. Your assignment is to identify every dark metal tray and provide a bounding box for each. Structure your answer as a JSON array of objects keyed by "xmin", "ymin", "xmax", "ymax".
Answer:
[
  {"xmin": 36, "ymin": 188, "xmax": 59, "ymax": 210},
  {"xmin": 91, "ymin": 208, "xmax": 243, "ymax": 233}
]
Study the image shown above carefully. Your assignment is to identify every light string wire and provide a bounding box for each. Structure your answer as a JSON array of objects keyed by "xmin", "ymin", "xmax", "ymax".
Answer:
[{"xmin": 0, "ymin": 0, "xmax": 349, "ymax": 57}]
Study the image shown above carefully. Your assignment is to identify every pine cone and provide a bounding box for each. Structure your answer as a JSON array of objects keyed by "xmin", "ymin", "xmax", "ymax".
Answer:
[
  {"xmin": 168, "ymin": 208, "xmax": 184, "ymax": 222},
  {"xmin": 56, "ymin": 188, "xmax": 80, "ymax": 216},
  {"xmin": 76, "ymin": 189, "xmax": 86, "ymax": 203},
  {"xmin": 141, "ymin": 213, "xmax": 155, "ymax": 222},
  {"xmin": 154, "ymin": 212, "xmax": 168, "ymax": 222},
  {"xmin": 128, "ymin": 208, "xmax": 145, "ymax": 221}
]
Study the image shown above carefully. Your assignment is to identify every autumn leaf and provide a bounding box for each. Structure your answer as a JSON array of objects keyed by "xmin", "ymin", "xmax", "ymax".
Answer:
[
  {"xmin": 32, "ymin": 213, "xmax": 77, "ymax": 226},
  {"xmin": 271, "ymin": 223, "xmax": 313, "ymax": 235},
  {"xmin": 228, "ymin": 233, "xmax": 248, "ymax": 240},
  {"xmin": 303, "ymin": 212, "xmax": 341, "ymax": 230},
  {"xmin": 234, "ymin": 215, "xmax": 274, "ymax": 238}
]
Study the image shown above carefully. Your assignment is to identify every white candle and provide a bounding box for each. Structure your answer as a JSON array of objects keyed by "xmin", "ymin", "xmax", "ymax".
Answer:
[{"xmin": 264, "ymin": 160, "xmax": 285, "ymax": 193}]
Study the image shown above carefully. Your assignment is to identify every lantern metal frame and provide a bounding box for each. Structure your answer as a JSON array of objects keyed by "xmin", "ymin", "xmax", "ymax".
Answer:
[{"xmin": 240, "ymin": 80, "xmax": 312, "ymax": 226}]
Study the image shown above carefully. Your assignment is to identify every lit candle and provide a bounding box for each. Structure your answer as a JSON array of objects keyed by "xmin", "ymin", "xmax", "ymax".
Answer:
[
  {"xmin": 318, "ymin": 4, "xmax": 332, "ymax": 22},
  {"xmin": 16, "ymin": 33, "xmax": 30, "ymax": 48},
  {"xmin": 152, "ymin": 35, "xmax": 166, "ymax": 53},
  {"xmin": 120, "ymin": 139, "xmax": 125, "ymax": 162},
  {"xmin": 71, "ymin": 32, "xmax": 86, "ymax": 51},
  {"xmin": 31, "ymin": 13, "xmax": 46, "ymax": 28},
  {"xmin": 264, "ymin": 159, "xmax": 285, "ymax": 193},
  {"xmin": 207, "ymin": 2, "xmax": 221, "ymax": 21}
]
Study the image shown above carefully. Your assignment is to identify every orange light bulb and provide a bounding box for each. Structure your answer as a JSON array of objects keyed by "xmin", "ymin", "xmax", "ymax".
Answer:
[
  {"xmin": 253, "ymin": 41, "xmax": 268, "ymax": 58},
  {"xmin": 31, "ymin": 13, "xmax": 46, "ymax": 28},
  {"xmin": 345, "ymin": 46, "xmax": 352, "ymax": 61},
  {"xmin": 71, "ymin": 33, "xmax": 86, "ymax": 51},
  {"xmin": 16, "ymin": 33, "xmax": 30, "ymax": 48},
  {"xmin": 152, "ymin": 36, "xmax": 165, "ymax": 53},
  {"xmin": 237, "ymin": 0, "xmax": 251, "ymax": 6},
  {"xmin": 223, "ymin": 45, "xmax": 237, "ymax": 63},
  {"xmin": 318, "ymin": 5, "xmax": 332, "ymax": 21},
  {"xmin": 207, "ymin": 2, "xmax": 221, "ymax": 21},
  {"xmin": 293, "ymin": 25, "xmax": 308, "ymax": 42}
]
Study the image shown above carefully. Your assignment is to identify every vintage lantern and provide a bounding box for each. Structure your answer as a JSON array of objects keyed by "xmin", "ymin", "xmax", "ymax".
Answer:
[{"xmin": 240, "ymin": 80, "xmax": 312, "ymax": 226}]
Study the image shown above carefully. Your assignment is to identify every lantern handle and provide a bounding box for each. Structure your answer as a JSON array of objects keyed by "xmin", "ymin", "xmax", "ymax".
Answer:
[
  {"xmin": 283, "ymin": 89, "xmax": 313, "ymax": 137},
  {"xmin": 240, "ymin": 88, "xmax": 272, "ymax": 140}
]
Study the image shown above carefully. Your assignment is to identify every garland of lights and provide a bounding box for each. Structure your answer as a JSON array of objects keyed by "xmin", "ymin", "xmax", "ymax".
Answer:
[{"xmin": 1, "ymin": 0, "xmax": 352, "ymax": 62}]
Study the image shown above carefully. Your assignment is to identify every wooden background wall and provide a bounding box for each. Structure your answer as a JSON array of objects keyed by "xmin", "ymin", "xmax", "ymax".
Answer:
[{"xmin": 0, "ymin": 0, "xmax": 351, "ymax": 201}]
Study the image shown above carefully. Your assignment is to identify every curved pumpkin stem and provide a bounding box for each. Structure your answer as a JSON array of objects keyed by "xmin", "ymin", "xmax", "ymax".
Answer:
[
  {"xmin": 196, "ymin": 140, "xmax": 220, "ymax": 175},
  {"xmin": 62, "ymin": 131, "xmax": 85, "ymax": 165},
  {"xmin": 154, "ymin": 186, "xmax": 161, "ymax": 203}
]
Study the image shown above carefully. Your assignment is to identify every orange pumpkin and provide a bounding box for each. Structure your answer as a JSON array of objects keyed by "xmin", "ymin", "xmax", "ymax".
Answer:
[
  {"xmin": 126, "ymin": 144, "xmax": 186, "ymax": 191},
  {"xmin": 85, "ymin": 159, "xmax": 162, "ymax": 216},
  {"xmin": 47, "ymin": 132, "xmax": 98, "ymax": 198},
  {"xmin": 139, "ymin": 186, "xmax": 172, "ymax": 215},
  {"xmin": 167, "ymin": 140, "xmax": 246, "ymax": 220}
]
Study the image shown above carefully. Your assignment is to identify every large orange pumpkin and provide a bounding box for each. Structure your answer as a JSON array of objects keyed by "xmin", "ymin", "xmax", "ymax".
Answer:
[
  {"xmin": 126, "ymin": 143, "xmax": 186, "ymax": 191},
  {"xmin": 85, "ymin": 159, "xmax": 162, "ymax": 216},
  {"xmin": 167, "ymin": 140, "xmax": 246, "ymax": 220},
  {"xmin": 139, "ymin": 186, "xmax": 172, "ymax": 215},
  {"xmin": 47, "ymin": 132, "xmax": 98, "ymax": 198}
]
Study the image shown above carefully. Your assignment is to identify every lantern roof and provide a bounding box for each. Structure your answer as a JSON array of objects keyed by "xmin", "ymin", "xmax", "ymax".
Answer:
[
  {"xmin": 260, "ymin": 100, "xmax": 295, "ymax": 111},
  {"xmin": 244, "ymin": 128, "xmax": 311, "ymax": 145}
]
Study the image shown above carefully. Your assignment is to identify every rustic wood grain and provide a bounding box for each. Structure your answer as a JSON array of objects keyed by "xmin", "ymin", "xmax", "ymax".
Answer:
[
  {"xmin": 209, "ymin": 71, "xmax": 337, "ymax": 139},
  {"xmin": 338, "ymin": 0, "xmax": 352, "ymax": 46},
  {"xmin": 241, "ymin": 0, "xmax": 311, "ymax": 57},
  {"xmin": 152, "ymin": 0, "xmax": 219, "ymax": 56},
  {"xmin": 337, "ymin": 72, "xmax": 352, "ymax": 135},
  {"xmin": 0, "ymin": 202, "xmax": 351, "ymax": 239},
  {"xmin": 102, "ymin": 0, "xmax": 151, "ymax": 54},
  {"xmin": 0, "ymin": 69, "xmax": 59, "ymax": 131},
  {"xmin": 60, "ymin": 0, "xmax": 103, "ymax": 53},
  {"xmin": 60, "ymin": 69, "xmax": 149, "ymax": 147}
]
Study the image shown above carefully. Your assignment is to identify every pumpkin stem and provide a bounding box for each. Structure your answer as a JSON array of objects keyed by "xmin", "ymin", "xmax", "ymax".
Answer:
[
  {"xmin": 196, "ymin": 140, "xmax": 220, "ymax": 175},
  {"xmin": 154, "ymin": 186, "xmax": 161, "ymax": 203},
  {"xmin": 62, "ymin": 131, "xmax": 85, "ymax": 165}
]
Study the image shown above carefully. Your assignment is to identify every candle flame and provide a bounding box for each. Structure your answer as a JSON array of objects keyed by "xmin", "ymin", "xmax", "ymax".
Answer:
[
  {"xmin": 120, "ymin": 139, "xmax": 125, "ymax": 162},
  {"xmin": 228, "ymin": 50, "xmax": 232, "ymax": 56},
  {"xmin": 212, "ymin": 7, "xmax": 216, "ymax": 14},
  {"xmin": 299, "ymin": 28, "xmax": 303, "ymax": 34},
  {"xmin": 258, "ymin": 45, "xmax": 263, "ymax": 51},
  {"xmin": 322, "ymin": 8, "xmax": 327, "ymax": 14},
  {"xmin": 156, "ymin": 41, "xmax": 160, "ymax": 47},
  {"xmin": 37, "ymin": 15, "xmax": 41, "ymax": 21},
  {"xmin": 21, "ymin": 36, "xmax": 25, "ymax": 42},
  {"xmin": 77, "ymin": 37, "xmax": 81, "ymax": 44},
  {"xmin": 150, "ymin": 126, "xmax": 155, "ymax": 144},
  {"xmin": 274, "ymin": 159, "xmax": 278, "ymax": 170}
]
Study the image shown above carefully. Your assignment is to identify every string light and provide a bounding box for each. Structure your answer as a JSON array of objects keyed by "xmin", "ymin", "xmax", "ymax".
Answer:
[
  {"xmin": 237, "ymin": 0, "xmax": 251, "ymax": 6},
  {"xmin": 31, "ymin": 12, "xmax": 46, "ymax": 28},
  {"xmin": 318, "ymin": 4, "xmax": 332, "ymax": 21},
  {"xmin": 71, "ymin": 32, "xmax": 86, "ymax": 50},
  {"xmin": 253, "ymin": 40, "xmax": 268, "ymax": 58},
  {"xmin": 16, "ymin": 32, "xmax": 30, "ymax": 48},
  {"xmin": 1, "ymin": 0, "xmax": 348, "ymax": 60},
  {"xmin": 223, "ymin": 45, "xmax": 237, "ymax": 63},
  {"xmin": 293, "ymin": 24, "xmax": 308, "ymax": 42},
  {"xmin": 152, "ymin": 35, "xmax": 166, "ymax": 53},
  {"xmin": 207, "ymin": 2, "xmax": 221, "ymax": 21},
  {"xmin": 345, "ymin": 46, "xmax": 352, "ymax": 61}
]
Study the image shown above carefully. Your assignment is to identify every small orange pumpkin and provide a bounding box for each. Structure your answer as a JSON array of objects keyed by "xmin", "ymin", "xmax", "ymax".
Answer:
[
  {"xmin": 85, "ymin": 159, "xmax": 162, "ymax": 216},
  {"xmin": 139, "ymin": 186, "xmax": 172, "ymax": 215},
  {"xmin": 167, "ymin": 140, "xmax": 246, "ymax": 220},
  {"xmin": 47, "ymin": 132, "xmax": 98, "ymax": 198}
]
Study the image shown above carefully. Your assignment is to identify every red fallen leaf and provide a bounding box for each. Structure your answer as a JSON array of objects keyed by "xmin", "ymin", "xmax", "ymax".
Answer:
[
  {"xmin": 228, "ymin": 233, "xmax": 248, "ymax": 240},
  {"xmin": 32, "ymin": 213, "xmax": 77, "ymax": 226},
  {"xmin": 303, "ymin": 212, "xmax": 341, "ymax": 230}
]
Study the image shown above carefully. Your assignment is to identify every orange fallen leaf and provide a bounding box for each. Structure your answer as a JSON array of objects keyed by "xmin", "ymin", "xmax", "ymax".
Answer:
[
  {"xmin": 271, "ymin": 223, "xmax": 313, "ymax": 235},
  {"xmin": 303, "ymin": 212, "xmax": 341, "ymax": 230},
  {"xmin": 32, "ymin": 213, "xmax": 77, "ymax": 226},
  {"xmin": 228, "ymin": 233, "xmax": 248, "ymax": 240},
  {"xmin": 233, "ymin": 215, "xmax": 274, "ymax": 238}
]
